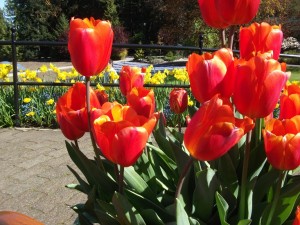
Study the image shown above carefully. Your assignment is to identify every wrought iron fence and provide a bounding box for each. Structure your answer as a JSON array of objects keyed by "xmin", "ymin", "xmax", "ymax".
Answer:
[{"xmin": 1, "ymin": 28, "xmax": 300, "ymax": 125}]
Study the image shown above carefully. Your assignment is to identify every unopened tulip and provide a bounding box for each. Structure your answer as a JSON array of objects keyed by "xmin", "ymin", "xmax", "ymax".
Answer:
[
  {"xmin": 240, "ymin": 22, "xmax": 283, "ymax": 60},
  {"xmin": 263, "ymin": 116, "xmax": 300, "ymax": 170},
  {"xmin": 68, "ymin": 17, "xmax": 113, "ymax": 77},
  {"xmin": 187, "ymin": 48, "xmax": 235, "ymax": 103},
  {"xmin": 293, "ymin": 206, "xmax": 300, "ymax": 225},
  {"xmin": 184, "ymin": 95, "xmax": 254, "ymax": 161},
  {"xmin": 169, "ymin": 88, "xmax": 188, "ymax": 114},
  {"xmin": 119, "ymin": 66, "xmax": 144, "ymax": 96},
  {"xmin": 233, "ymin": 56, "xmax": 289, "ymax": 118}
]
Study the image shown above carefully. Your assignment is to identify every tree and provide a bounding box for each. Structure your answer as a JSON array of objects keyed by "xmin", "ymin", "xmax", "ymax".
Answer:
[{"xmin": 0, "ymin": 8, "xmax": 10, "ymax": 60}]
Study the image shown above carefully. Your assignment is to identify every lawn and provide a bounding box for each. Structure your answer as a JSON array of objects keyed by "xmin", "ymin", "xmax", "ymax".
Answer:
[{"xmin": 287, "ymin": 65, "xmax": 300, "ymax": 81}]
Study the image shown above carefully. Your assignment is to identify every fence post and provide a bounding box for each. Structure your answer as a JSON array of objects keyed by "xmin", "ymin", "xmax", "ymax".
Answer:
[
  {"xmin": 198, "ymin": 32, "xmax": 203, "ymax": 55},
  {"xmin": 11, "ymin": 27, "xmax": 20, "ymax": 126}
]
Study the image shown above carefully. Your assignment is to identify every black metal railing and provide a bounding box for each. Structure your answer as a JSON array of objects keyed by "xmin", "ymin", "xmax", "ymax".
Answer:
[{"xmin": 1, "ymin": 28, "xmax": 300, "ymax": 125}]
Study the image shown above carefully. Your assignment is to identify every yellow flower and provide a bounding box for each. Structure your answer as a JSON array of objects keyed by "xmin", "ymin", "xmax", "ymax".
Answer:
[
  {"xmin": 39, "ymin": 65, "xmax": 48, "ymax": 72},
  {"xmin": 26, "ymin": 111, "xmax": 35, "ymax": 117},
  {"xmin": 46, "ymin": 99, "xmax": 54, "ymax": 105},
  {"xmin": 35, "ymin": 77, "xmax": 43, "ymax": 83},
  {"xmin": 96, "ymin": 83, "xmax": 106, "ymax": 91},
  {"xmin": 23, "ymin": 98, "xmax": 32, "ymax": 103},
  {"xmin": 52, "ymin": 109, "xmax": 56, "ymax": 114}
]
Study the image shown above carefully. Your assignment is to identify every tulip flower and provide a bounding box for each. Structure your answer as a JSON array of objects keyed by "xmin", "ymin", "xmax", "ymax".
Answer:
[
  {"xmin": 263, "ymin": 116, "xmax": 300, "ymax": 170},
  {"xmin": 184, "ymin": 95, "xmax": 254, "ymax": 161},
  {"xmin": 169, "ymin": 88, "xmax": 188, "ymax": 114},
  {"xmin": 293, "ymin": 206, "xmax": 300, "ymax": 225},
  {"xmin": 126, "ymin": 87, "xmax": 155, "ymax": 118},
  {"xmin": 56, "ymin": 83, "xmax": 101, "ymax": 133},
  {"xmin": 95, "ymin": 89, "xmax": 109, "ymax": 105},
  {"xmin": 197, "ymin": 0, "xmax": 229, "ymax": 28},
  {"xmin": 240, "ymin": 22, "xmax": 283, "ymax": 60},
  {"xmin": 233, "ymin": 56, "xmax": 289, "ymax": 119},
  {"xmin": 68, "ymin": 17, "xmax": 113, "ymax": 77},
  {"xmin": 92, "ymin": 103, "xmax": 157, "ymax": 167},
  {"xmin": 279, "ymin": 83, "xmax": 300, "ymax": 119},
  {"xmin": 187, "ymin": 48, "xmax": 235, "ymax": 103},
  {"xmin": 119, "ymin": 66, "xmax": 144, "ymax": 96},
  {"xmin": 215, "ymin": 0, "xmax": 260, "ymax": 26}
]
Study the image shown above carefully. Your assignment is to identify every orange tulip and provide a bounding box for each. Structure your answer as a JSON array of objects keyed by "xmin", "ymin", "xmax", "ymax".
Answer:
[
  {"xmin": 68, "ymin": 17, "xmax": 113, "ymax": 77},
  {"xmin": 119, "ymin": 66, "xmax": 144, "ymax": 96},
  {"xmin": 279, "ymin": 83, "xmax": 300, "ymax": 119},
  {"xmin": 240, "ymin": 22, "xmax": 283, "ymax": 60},
  {"xmin": 215, "ymin": 0, "xmax": 260, "ymax": 26},
  {"xmin": 184, "ymin": 95, "xmax": 254, "ymax": 161},
  {"xmin": 56, "ymin": 83, "xmax": 101, "ymax": 133},
  {"xmin": 95, "ymin": 89, "xmax": 109, "ymax": 105},
  {"xmin": 263, "ymin": 116, "xmax": 300, "ymax": 170},
  {"xmin": 92, "ymin": 103, "xmax": 157, "ymax": 167},
  {"xmin": 169, "ymin": 88, "xmax": 188, "ymax": 114},
  {"xmin": 0, "ymin": 211, "xmax": 44, "ymax": 225},
  {"xmin": 233, "ymin": 56, "xmax": 289, "ymax": 118},
  {"xmin": 187, "ymin": 48, "xmax": 235, "ymax": 103},
  {"xmin": 293, "ymin": 206, "xmax": 300, "ymax": 225},
  {"xmin": 126, "ymin": 87, "xmax": 155, "ymax": 118},
  {"xmin": 197, "ymin": 0, "xmax": 229, "ymax": 28}
]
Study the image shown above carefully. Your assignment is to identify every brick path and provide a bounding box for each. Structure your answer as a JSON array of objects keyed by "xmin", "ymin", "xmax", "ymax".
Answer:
[{"xmin": 0, "ymin": 128, "xmax": 94, "ymax": 225}]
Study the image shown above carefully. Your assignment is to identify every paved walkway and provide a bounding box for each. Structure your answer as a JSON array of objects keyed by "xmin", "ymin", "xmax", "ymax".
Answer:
[{"xmin": 0, "ymin": 128, "xmax": 95, "ymax": 225}]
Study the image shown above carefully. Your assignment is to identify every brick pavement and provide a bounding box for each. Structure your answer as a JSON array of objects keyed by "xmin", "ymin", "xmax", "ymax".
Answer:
[{"xmin": 0, "ymin": 128, "xmax": 95, "ymax": 225}]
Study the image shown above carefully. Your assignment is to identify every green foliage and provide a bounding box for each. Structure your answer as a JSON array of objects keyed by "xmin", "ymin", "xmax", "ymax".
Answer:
[{"xmin": 65, "ymin": 118, "xmax": 300, "ymax": 224}]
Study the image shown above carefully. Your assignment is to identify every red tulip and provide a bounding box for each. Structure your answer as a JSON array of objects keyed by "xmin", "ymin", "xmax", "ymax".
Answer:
[
  {"xmin": 215, "ymin": 0, "xmax": 260, "ymax": 26},
  {"xmin": 56, "ymin": 82, "xmax": 101, "ymax": 133},
  {"xmin": 68, "ymin": 17, "xmax": 113, "ymax": 77},
  {"xmin": 184, "ymin": 95, "xmax": 254, "ymax": 161},
  {"xmin": 169, "ymin": 88, "xmax": 188, "ymax": 114},
  {"xmin": 126, "ymin": 87, "xmax": 155, "ymax": 118},
  {"xmin": 240, "ymin": 22, "xmax": 283, "ymax": 60},
  {"xmin": 293, "ymin": 206, "xmax": 300, "ymax": 225},
  {"xmin": 233, "ymin": 56, "xmax": 289, "ymax": 118},
  {"xmin": 187, "ymin": 48, "xmax": 235, "ymax": 103},
  {"xmin": 197, "ymin": 0, "xmax": 229, "ymax": 28},
  {"xmin": 92, "ymin": 103, "xmax": 157, "ymax": 167},
  {"xmin": 279, "ymin": 83, "xmax": 300, "ymax": 119},
  {"xmin": 95, "ymin": 89, "xmax": 109, "ymax": 105},
  {"xmin": 119, "ymin": 66, "xmax": 144, "ymax": 96},
  {"xmin": 263, "ymin": 116, "xmax": 300, "ymax": 170}
]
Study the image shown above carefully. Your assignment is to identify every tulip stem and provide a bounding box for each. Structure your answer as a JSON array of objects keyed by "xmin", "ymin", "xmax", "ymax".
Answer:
[
  {"xmin": 265, "ymin": 170, "xmax": 285, "ymax": 225},
  {"xmin": 175, "ymin": 157, "xmax": 194, "ymax": 201},
  {"xmin": 220, "ymin": 29, "xmax": 227, "ymax": 47},
  {"xmin": 239, "ymin": 130, "xmax": 252, "ymax": 220},
  {"xmin": 86, "ymin": 77, "xmax": 105, "ymax": 172},
  {"xmin": 229, "ymin": 26, "xmax": 236, "ymax": 50},
  {"xmin": 74, "ymin": 139, "xmax": 79, "ymax": 149},
  {"xmin": 118, "ymin": 166, "xmax": 124, "ymax": 194},
  {"xmin": 177, "ymin": 114, "xmax": 181, "ymax": 133}
]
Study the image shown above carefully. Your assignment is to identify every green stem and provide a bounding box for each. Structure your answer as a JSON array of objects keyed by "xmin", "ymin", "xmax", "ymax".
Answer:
[
  {"xmin": 265, "ymin": 170, "xmax": 285, "ymax": 225},
  {"xmin": 228, "ymin": 26, "xmax": 236, "ymax": 50},
  {"xmin": 86, "ymin": 77, "xmax": 105, "ymax": 172},
  {"xmin": 74, "ymin": 139, "xmax": 79, "ymax": 149},
  {"xmin": 239, "ymin": 129, "xmax": 252, "ymax": 220},
  {"xmin": 175, "ymin": 157, "xmax": 194, "ymax": 201},
  {"xmin": 178, "ymin": 114, "xmax": 181, "ymax": 133},
  {"xmin": 220, "ymin": 29, "xmax": 227, "ymax": 47},
  {"xmin": 118, "ymin": 166, "xmax": 124, "ymax": 194},
  {"xmin": 254, "ymin": 118, "xmax": 262, "ymax": 147}
]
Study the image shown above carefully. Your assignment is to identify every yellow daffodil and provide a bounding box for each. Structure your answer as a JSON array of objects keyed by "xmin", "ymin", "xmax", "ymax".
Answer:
[
  {"xmin": 23, "ymin": 98, "xmax": 32, "ymax": 103},
  {"xmin": 46, "ymin": 99, "xmax": 54, "ymax": 105},
  {"xmin": 26, "ymin": 111, "xmax": 35, "ymax": 117}
]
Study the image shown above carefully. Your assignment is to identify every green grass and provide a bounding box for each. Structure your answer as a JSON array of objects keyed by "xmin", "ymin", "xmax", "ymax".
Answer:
[{"xmin": 287, "ymin": 66, "xmax": 300, "ymax": 81}]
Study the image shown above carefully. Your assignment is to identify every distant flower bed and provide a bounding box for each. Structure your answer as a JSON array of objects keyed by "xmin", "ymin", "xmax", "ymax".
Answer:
[{"xmin": 0, "ymin": 63, "xmax": 193, "ymax": 128}]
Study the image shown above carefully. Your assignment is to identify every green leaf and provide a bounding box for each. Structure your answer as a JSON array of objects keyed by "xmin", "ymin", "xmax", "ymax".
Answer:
[
  {"xmin": 215, "ymin": 192, "xmax": 230, "ymax": 225},
  {"xmin": 176, "ymin": 198, "xmax": 190, "ymax": 225},
  {"xmin": 124, "ymin": 166, "xmax": 158, "ymax": 202},
  {"xmin": 237, "ymin": 219, "xmax": 252, "ymax": 225},
  {"xmin": 65, "ymin": 141, "xmax": 118, "ymax": 201},
  {"xmin": 94, "ymin": 200, "xmax": 119, "ymax": 225},
  {"xmin": 140, "ymin": 209, "xmax": 165, "ymax": 225},
  {"xmin": 124, "ymin": 189, "xmax": 174, "ymax": 222},
  {"xmin": 193, "ymin": 168, "xmax": 220, "ymax": 221},
  {"xmin": 112, "ymin": 192, "xmax": 146, "ymax": 225},
  {"xmin": 66, "ymin": 165, "xmax": 91, "ymax": 194}
]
